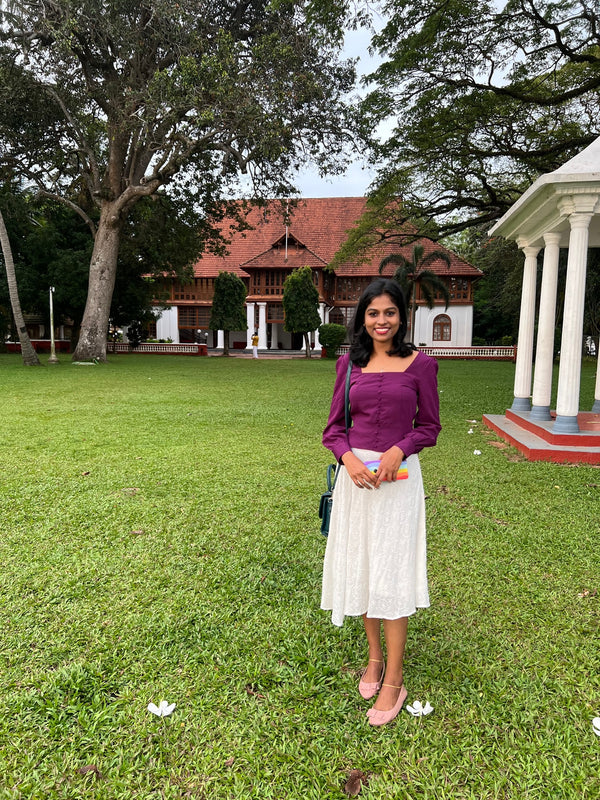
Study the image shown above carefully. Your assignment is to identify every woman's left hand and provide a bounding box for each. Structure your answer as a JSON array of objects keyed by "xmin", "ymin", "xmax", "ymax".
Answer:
[{"xmin": 374, "ymin": 446, "xmax": 404, "ymax": 488}]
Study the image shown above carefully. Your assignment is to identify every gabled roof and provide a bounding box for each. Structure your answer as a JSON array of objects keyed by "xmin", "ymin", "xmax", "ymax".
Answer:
[
  {"xmin": 241, "ymin": 243, "xmax": 327, "ymax": 271},
  {"xmin": 192, "ymin": 198, "xmax": 482, "ymax": 279}
]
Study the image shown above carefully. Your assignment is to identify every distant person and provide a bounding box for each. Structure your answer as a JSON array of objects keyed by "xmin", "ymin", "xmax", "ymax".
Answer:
[
  {"xmin": 251, "ymin": 331, "xmax": 259, "ymax": 359},
  {"xmin": 321, "ymin": 278, "xmax": 441, "ymax": 726}
]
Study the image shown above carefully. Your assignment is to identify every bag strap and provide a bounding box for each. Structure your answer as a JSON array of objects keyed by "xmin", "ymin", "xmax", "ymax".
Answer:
[
  {"xmin": 331, "ymin": 360, "xmax": 353, "ymax": 491},
  {"xmin": 344, "ymin": 359, "xmax": 352, "ymax": 435}
]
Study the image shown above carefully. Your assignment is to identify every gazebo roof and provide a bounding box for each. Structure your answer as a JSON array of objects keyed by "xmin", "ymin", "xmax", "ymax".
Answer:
[{"xmin": 489, "ymin": 136, "xmax": 600, "ymax": 248}]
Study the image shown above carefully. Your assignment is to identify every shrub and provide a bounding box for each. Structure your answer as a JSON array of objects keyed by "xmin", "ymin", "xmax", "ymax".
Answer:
[{"xmin": 318, "ymin": 323, "xmax": 346, "ymax": 357}]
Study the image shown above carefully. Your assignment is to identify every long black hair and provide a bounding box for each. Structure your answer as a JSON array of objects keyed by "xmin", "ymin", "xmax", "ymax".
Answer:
[{"xmin": 348, "ymin": 278, "xmax": 416, "ymax": 367}]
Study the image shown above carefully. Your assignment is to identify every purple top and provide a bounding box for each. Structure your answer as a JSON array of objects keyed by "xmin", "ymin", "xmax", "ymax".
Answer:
[{"xmin": 322, "ymin": 351, "xmax": 441, "ymax": 462}]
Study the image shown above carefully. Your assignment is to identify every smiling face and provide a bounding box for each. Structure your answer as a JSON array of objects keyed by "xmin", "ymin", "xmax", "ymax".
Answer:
[{"xmin": 363, "ymin": 293, "xmax": 400, "ymax": 345}]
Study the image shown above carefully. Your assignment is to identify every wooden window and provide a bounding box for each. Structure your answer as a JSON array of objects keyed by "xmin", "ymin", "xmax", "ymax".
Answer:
[
  {"xmin": 334, "ymin": 277, "xmax": 370, "ymax": 302},
  {"xmin": 267, "ymin": 304, "xmax": 284, "ymax": 323},
  {"xmin": 449, "ymin": 278, "xmax": 469, "ymax": 301},
  {"xmin": 329, "ymin": 307, "xmax": 354, "ymax": 327},
  {"xmin": 178, "ymin": 307, "xmax": 211, "ymax": 328},
  {"xmin": 433, "ymin": 314, "xmax": 451, "ymax": 342}
]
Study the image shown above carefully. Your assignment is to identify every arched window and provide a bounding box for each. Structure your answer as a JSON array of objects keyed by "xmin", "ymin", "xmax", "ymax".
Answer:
[{"xmin": 433, "ymin": 314, "xmax": 451, "ymax": 342}]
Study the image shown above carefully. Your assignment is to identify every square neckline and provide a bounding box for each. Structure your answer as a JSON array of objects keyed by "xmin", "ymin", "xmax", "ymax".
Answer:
[{"xmin": 359, "ymin": 350, "xmax": 422, "ymax": 375}]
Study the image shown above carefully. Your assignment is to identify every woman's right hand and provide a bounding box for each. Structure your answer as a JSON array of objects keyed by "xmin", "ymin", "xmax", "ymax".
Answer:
[{"xmin": 341, "ymin": 451, "xmax": 378, "ymax": 489}]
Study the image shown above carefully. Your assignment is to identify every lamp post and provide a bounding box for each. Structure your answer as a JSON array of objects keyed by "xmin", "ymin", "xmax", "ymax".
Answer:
[{"xmin": 48, "ymin": 286, "xmax": 59, "ymax": 364}]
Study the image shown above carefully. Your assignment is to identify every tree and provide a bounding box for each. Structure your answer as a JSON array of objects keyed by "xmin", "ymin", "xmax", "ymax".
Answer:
[
  {"xmin": 0, "ymin": 185, "xmax": 203, "ymax": 347},
  {"xmin": 359, "ymin": 0, "xmax": 600, "ymax": 239},
  {"xmin": 379, "ymin": 244, "xmax": 450, "ymax": 340},
  {"xmin": 448, "ymin": 226, "xmax": 529, "ymax": 344},
  {"xmin": 209, "ymin": 271, "xmax": 247, "ymax": 357},
  {"xmin": 0, "ymin": 208, "xmax": 41, "ymax": 365},
  {"xmin": 282, "ymin": 265, "xmax": 321, "ymax": 357},
  {"xmin": 0, "ymin": 0, "xmax": 357, "ymax": 361}
]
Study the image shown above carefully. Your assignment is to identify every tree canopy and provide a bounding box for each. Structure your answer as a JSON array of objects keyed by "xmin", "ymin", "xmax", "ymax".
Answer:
[
  {"xmin": 360, "ymin": 0, "xmax": 600, "ymax": 240},
  {"xmin": 0, "ymin": 0, "xmax": 359, "ymax": 360},
  {"xmin": 379, "ymin": 244, "xmax": 450, "ymax": 340},
  {"xmin": 209, "ymin": 270, "xmax": 247, "ymax": 356},
  {"xmin": 0, "ymin": 185, "xmax": 203, "ymax": 340},
  {"xmin": 282, "ymin": 265, "xmax": 321, "ymax": 357}
]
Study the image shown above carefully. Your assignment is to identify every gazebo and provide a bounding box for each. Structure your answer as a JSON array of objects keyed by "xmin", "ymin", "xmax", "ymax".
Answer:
[{"xmin": 483, "ymin": 137, "xmax": 600, "ymax": 463}]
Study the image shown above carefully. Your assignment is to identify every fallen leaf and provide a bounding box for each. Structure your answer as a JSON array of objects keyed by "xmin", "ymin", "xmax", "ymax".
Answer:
[
  {"xmin": 81, "ymin": 471, "xmax": 90, "ymax": 476},
  {"xmin": 224, "ymin": 757, "xmax": 235, "ymax": 768},
  {"xmin": 78, "ymin": 764, "xmax": 103, "ymax": 779},
  {"xmin": 344, "ymin": 769, "xmax": 369, "ymax": 796},
  {"xmin": 245, "ymin": 684, "xmax": 266, "ymax": 699},
  {"xmin": 130, "ymin": 530, "xmax": 145, "ymax": 536}
]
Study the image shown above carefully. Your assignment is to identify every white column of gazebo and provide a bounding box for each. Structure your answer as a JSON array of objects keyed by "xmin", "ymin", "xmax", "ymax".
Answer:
[{"xmin": 489, "ymin": 137, "xmax": 600, "ymax": 433}]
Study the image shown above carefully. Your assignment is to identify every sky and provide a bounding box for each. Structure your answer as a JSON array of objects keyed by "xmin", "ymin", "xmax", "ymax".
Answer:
[{"xmin": 291, "ymin": 26, "xmax": 383, "ymax": 199}]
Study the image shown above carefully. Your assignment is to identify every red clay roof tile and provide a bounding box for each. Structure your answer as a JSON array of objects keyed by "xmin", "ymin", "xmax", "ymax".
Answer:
[{"xmin": 191, "ymin": 198, "xmax": 482, "ymax": 279}]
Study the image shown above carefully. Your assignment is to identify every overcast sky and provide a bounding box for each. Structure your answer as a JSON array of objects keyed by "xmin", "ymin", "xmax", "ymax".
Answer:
[{"xmin": 292, "ymin": 25, "xmax": 383, "ymax": 199}]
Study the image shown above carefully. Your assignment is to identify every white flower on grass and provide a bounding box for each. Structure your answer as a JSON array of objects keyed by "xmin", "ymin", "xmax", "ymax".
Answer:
[
  {"xmin": 406, "ymin": 700, "xmax": 433, "ymax": 717},
  {"xmin": 148, "ymin": 700, "xmax": 176, "ymax": 717},
  {"xmin": 593, "ymin": 717, "xmax": 600, "ymax": 737},
  {"xmin": 473, "ymin": 449, "xmax": 482, "ymax": 455},
  {"xmin": 468, "ymin": 428, "xmax": 474, "ymax": 434}
]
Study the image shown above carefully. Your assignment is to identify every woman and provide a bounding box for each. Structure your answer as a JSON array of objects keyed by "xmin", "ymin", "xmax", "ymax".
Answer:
[{"xmin": 321, "ymin": 278, "xmax": 441, "ymax": 726}]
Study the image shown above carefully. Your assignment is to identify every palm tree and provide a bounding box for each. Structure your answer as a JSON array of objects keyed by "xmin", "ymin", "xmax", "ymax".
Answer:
[
  {"xmin": 379, "ymin": 244, "xmax": 451, "ymax": 341},
  {"xmin": 0, "ymin": 209, "xmax": 41, "ymax": 366}
]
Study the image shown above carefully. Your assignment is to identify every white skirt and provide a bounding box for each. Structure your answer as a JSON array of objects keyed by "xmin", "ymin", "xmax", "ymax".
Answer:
[{"xmin": 321, "ymin": 448, "xmax": 429, "ymax": 627}]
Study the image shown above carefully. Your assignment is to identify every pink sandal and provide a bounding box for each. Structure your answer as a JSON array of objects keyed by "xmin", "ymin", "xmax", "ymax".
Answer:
[
  {"xmin": 358, "ymin": 659, "xmax": 385, "ymax": 699},
  {"xmin": 367, "ymin": 684, "xmax": 407, "ymax": 726}
]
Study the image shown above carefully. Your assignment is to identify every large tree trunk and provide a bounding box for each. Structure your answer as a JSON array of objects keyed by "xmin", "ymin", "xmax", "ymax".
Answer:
[
  {"xmin": 0, "ymin": 209, "xmax": 41, "ymax": 366},
  {"xmin": 72, "ymin": 204, "xmax": 123, "ymax": 362}
]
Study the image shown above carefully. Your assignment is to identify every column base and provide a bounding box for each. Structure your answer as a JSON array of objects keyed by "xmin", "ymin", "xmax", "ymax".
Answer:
[
  {"xmin": 553, "ymin": 414, "xmax": 580, "ymax": 434},
  {"xmin": 530, "ymin": 404, "xmax": 551, "ymax": 421},
  {"xmin": 511, "ymin": 397, "xmax": 531, "ymax": 413},
  {"xmin": 592, "ymin": 399, "xmax": 600, "ymax": 413}
]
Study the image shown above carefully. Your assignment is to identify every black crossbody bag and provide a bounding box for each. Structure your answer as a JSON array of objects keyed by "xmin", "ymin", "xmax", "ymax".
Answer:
[{"xmin": 319, "ymin": 361, "xmax": 352, "ymax": 537}]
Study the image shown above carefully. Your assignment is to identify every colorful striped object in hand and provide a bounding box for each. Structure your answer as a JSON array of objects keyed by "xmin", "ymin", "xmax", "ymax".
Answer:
[{"xmin": 364, "ymin": 460, "xmax": 409, "ymax": 480}]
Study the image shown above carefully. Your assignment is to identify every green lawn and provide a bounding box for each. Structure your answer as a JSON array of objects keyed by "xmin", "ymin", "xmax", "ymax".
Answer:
[{"xmin": 0, "ymin": 353, "xmax": 598, "ymax": 799}]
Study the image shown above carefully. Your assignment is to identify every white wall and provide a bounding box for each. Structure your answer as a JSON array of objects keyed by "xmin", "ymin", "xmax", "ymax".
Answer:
[
  {"xmin": 155, "ymin": 306, "xmax": 179, "ymax": 343},
  {"xmin": 413, "ymin": 305, "xmax": 473, "ymax": 347}
]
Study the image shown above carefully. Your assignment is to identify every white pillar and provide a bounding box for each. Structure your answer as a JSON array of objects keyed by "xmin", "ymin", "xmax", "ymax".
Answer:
[
  {"xmin": 531, "ymin": 232, "xmax": 561, "ymax": 420},
  {"xmin": 217, "ymin": 330, "xmax": 224, "ymax": 349},
  {"xmin": 511, "ymin": 244, "xmax": 540, "ymax": 412},
  {"xmin": 246, "ymin": 302, "xmax": 255, "ymax": 348},
  {"xmin": 314, "ymin": 302, "xmax": 326, "ymax": 352},
  {"xmin": 257, "ymin": 303, "xmax": 267, "ymax": 349},
  {"xmin": 555, "ymin": 213, "xmax": 592, "ymax": 432}
]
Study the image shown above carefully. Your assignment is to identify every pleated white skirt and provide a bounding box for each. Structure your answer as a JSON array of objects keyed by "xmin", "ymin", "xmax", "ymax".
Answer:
[{"xmin": 321, "ymin": 448, "xmax": 430, "ymax": 627}]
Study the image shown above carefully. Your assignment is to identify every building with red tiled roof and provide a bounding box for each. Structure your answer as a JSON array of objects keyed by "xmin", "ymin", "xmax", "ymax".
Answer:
[{"xmin": 154, "ymin": 198, "xmax": 482, "ymax": 351}]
